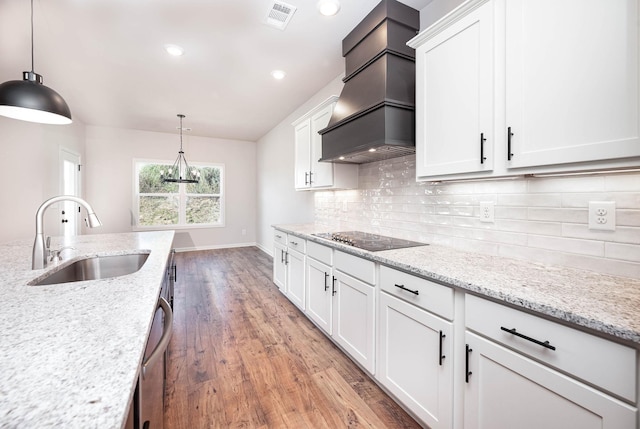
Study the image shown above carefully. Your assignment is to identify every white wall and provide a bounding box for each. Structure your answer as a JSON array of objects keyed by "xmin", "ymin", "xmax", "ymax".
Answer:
[
  {"xmin": 0, "ymin": 116, "xmax": 86, "ymax": 243},
  {"xmin": 85, "ymin": 125, "xmax": 256, "ymax": 251},
  {"xmin": 256, "ymin": 74, "xmax": 345, "ymax": 255}
]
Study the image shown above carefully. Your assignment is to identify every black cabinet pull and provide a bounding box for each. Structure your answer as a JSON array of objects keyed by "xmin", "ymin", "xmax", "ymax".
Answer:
[
  {"xmin": 465, "ymin": 344, "xmax": 473, "ymax": 383},
  {"xmin": 173, "ymin": 265, "xmax": 177, "ymax": 283},
  {"xmin": 309, "ymin": 171, "xmax": 313, "ymax": 185},
  {"xmin": 507, "ymin": 127, "xmax": 514, "ymax": 160},
  {"xmin": 394, "ymin": 283, "xmax": 419, "ymax": 296},
  {"xmin": 439, "ymin": 331, "xmax": 446, "ymax": 366},
  {"xmin": 324, "ymin": 272, "xmax": 329, "ymax": 291},
  {"xmin": 332, "ymin": 276, "xmax": 337, "ymax": 296},
  {"xmin": 284, "ymin": 251, "xmax": 289, "ymax": 265},
  {"xmin": 280, "ymin": 250, "xmax": 284, "ymax": 264},
  {"xmin": 480, "ymin": 133, "xmax": 487, "ymax": 164},
  {"xmin": 305, "ymin": 172, "xmax": 309, "ymax": 185},
  {"xmin": 500, "ymin": 326, "xmax": 556, "ymax": 351}
]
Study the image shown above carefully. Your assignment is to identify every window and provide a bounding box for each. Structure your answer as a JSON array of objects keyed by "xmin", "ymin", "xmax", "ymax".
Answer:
[{"xmin": 134, "ymin": 160, "xmax": 224, "ymax": 228}]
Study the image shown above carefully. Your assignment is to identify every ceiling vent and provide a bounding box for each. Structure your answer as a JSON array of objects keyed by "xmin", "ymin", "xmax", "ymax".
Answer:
[{"xmin": 264, "ymin": 1, "xmax": 297, "ymax": 30}]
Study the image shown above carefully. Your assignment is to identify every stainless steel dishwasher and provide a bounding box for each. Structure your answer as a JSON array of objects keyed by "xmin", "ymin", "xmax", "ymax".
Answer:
[{"xmin": 134, "ymin": 296, "xmax": 173, "ymax": 429}]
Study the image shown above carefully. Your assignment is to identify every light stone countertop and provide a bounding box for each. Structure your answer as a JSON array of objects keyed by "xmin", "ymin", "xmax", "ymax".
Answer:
[
  {"xmin": 0, "ymin": 231, "xmax": 175, "ymax": 429},
  {"xmin": 275, "ymin": 223, "xmax": 640, "ymax": 346}
]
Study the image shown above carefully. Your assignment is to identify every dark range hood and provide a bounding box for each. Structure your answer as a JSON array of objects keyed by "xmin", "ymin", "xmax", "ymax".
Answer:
[{"xmin": 319, "ymin": 0, "xmax": 419, "ymax": 164}]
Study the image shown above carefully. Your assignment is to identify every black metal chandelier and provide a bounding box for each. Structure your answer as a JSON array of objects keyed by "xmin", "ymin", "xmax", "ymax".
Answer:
[
  {"xmin": 161, "ymin": 114, "xmax": 200, "ymax": 183},
  {"xmin": 0, "ymin": 0, "xmax": 72, "ymax": 125}
]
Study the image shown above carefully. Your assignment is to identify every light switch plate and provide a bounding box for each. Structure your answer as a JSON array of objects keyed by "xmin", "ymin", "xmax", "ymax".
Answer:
[{"xmin": 588, "ymin": 201, "xmax": 616, "ymax": 231}]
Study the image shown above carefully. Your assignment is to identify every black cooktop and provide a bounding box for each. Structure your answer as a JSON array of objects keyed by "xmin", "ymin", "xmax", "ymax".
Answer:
[{"xmin": 312, "ymin": 231, "xmax": 427, "ymax": 252}]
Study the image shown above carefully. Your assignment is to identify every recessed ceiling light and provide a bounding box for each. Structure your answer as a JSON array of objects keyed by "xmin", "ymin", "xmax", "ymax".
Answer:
[
  {"xmin": 317, "ymin": 0, "xmax": 341, "ymax": 16},
  {"xmin": 164, "ymin": 44, "xmax": 185, "ymax": 56},
  {"xmin": 271, "ymin": 70, "xmax": 286, "ymax": 80}
]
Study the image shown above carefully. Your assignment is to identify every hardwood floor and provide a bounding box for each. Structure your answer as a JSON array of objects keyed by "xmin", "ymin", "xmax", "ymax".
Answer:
[{"xmin": 164, "ymin": 247, "xmax": 422, "ymax": 429}]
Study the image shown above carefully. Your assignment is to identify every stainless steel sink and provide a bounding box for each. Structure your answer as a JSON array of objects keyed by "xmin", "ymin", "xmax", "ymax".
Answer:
[{"xmin": 29, "ymin": 253, "xmax": 150, "ymax": 286}]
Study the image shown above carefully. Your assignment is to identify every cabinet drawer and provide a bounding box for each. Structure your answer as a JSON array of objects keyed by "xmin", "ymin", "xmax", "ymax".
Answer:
[
  {"xmin": 287, "ymin": 235, "xmax": 306, "ymax": 253},
  {"xmin": 379, "ymin": 265, "xmax": 454, "ymax": 321},
  {"xmin": 307, "ymin": 241, "xmax": 332, "ymax": 265},
  {"xmin": 334, "ymin": 250, "xmax": 375, "ymax": 285},
  {"xmin": 273, "ymin": 230, "xmax": 287, "ymax": 245},
  {"xmin": 466, "ymin": 294, "xmax": 637, "ymax": 402}
]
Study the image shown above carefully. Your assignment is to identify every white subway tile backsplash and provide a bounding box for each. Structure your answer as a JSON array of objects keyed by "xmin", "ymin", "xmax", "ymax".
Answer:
[
  {"xmin": 498, "ymin": 194, "xmax": 562, "ymax": 207},
  {"xmin": 617, "ymin": 210, "xmax": 640, "ymax": 227},
  {"xmin": 605, "ymin": 242, "xmax": 640, "ymax": 263},
  {"xmin": 527, "ymin": 176, "xmax": 605, "ymax": 193},
  {"xmin": 527, "ymin": 207, "xmax": 588, "ymax": 224},
  {"xmin": 315, "ymin": 155, "xmax": 640, "ymax": 279},
  {"xmin": 526, "ymin": 235, "xmax": 604, "ymax": 257}
]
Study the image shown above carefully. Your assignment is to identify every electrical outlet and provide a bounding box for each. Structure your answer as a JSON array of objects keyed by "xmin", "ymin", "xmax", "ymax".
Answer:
[
  {"xmin": 588, "ymin": 201, "xmax": 616, "ymax": 231},
  {"xmin": 479, "ymin": 201, "xmax": 495, "ymax": 223}
]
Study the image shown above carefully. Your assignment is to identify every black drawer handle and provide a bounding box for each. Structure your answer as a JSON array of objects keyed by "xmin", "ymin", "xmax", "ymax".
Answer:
[
  {"xmin": 439, "ymin": 331, "xmax": 446, "ymax": 366},
  {"xmin": 480, "ymin": 132, "xmax": 487, "ymax": 164},
  {"xmin": 324, "ymin": 272, "xmax": 329, "ymax": 291},
  {"xmin": 500, "ymin": 326, "xmax": 556, "ymax": 351},
  {"xmin": 465, "ymin": 344, "xmax": 472, "ymax": 383},
  {"xmin": 332, "ymin": 276, "xmax": 337, "ymax": 296},
  {"xmin": 394, "ymin": 284, "xmax": 419, "ymax": 295},
  {"xmin": 507, "ymin": 127, "xmax": 514, "ymax": 160}
]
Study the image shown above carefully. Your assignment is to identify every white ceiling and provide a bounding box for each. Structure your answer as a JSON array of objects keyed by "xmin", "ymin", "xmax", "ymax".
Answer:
[{"xmin": 0, "ymin": 0, "xmax": 431, "ymax": 141}]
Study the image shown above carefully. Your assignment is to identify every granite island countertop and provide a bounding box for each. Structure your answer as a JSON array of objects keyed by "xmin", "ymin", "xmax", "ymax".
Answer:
[
  {"xmin": 0, "ymin": 231, "xmax": 174, "ymax": 429},
  {"xmin": 275, "ymin": 223, "xmax": 640, "ymax": 346}
]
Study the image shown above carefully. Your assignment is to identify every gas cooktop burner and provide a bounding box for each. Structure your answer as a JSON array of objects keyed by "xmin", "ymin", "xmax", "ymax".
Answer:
[{"xmin": 312, "ymin": 231, "xmax": 427, "ymax": 252}]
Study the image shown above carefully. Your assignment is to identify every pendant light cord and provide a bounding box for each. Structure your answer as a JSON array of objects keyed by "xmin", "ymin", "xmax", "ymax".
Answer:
[{"xmin": 30, "ymin": 0, "xmax": 34, "ymax": 72}]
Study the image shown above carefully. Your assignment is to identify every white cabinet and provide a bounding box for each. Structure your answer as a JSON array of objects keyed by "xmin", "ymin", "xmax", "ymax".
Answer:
[
  {"xmin": 409, "ymin": 0, "xmax": 640, "ymax": 181},
  {"xmin": 414, "ymin": 0, "xmax": 494, "ymax": 178},
  {"xmin": 286, "ymin": 248, "xmax": 305, "ymax": 311},
  {"xmin": 292, "ymin": 96, "xmax": 358, "ymax": 190},
  {"xmin": 378, "ymin": 292, "xmax": 454, "ymax": 429},
  {"xmin": 272, "ymin": 230, "xmax": 305, "ymax": 310},
  {"xmin": 332, "ymin": 269, "xmax": 376, "ymax": 374},
  {"xmin": 377, "ymin": 266, "xmax": 455, "ymax": 428},
  {"xmin": 273, "ymin": 241, "xmax": 287, "ymax": 291},
  {"xmin": 332, "ymin": 250, "xmax": 376, "ymax": 374},
  {"xmin": 306, "ymin": 241, "xmax": 334, "ymax": 334},
  {"xmin": 464, "ymin": 295, "xmax": 637, "ymax": 429},
  {"xmin": 504, "ymin": 0, "xmax": 640, "ymax": 169},
  {"xmin": 464, "ymin": 332, "xmax": 636, "ymax": 429}
]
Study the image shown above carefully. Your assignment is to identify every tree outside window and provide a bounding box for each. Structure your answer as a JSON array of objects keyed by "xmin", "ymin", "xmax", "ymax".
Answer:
[{"xmin": 135, "ymin": 161, "xmax": 224, "ymax": 228}]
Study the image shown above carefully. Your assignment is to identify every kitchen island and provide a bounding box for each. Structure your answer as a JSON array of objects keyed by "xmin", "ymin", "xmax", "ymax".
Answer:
[{"xmin": 0, "ymin": 231, "xmax": 174, "ymax": 429}]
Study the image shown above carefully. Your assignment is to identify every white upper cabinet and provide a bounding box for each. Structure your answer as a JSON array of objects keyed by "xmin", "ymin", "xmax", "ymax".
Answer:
[
  {"xmin": 409, "ymin": 0, "xmax": 640, "ymax": 181},
  {"xmin": 504, "ymin": 0, "xmax": 640, "ymax": 169},
  {"xmin": 292, "ymin": 96, "xmax": 358, "ymax": 190},
  {"xmin": 414, "ymin": 0, "xmax": 494, "ymax": 178}
]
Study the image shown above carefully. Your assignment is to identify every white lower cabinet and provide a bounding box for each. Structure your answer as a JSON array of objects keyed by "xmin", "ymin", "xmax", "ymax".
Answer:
[
  {"xmin": 464, "ymin": 295, "xmax": 637, "ymax": 429},
  {"xmin": 306, "ymin": 256, "xmax": 333, "ymax": 334},
  {"xmin": 285, "ymin": 248, "xmax": 305, "ymax": 311},
  {"xmin": 273, "ymin": 241, "xmax": 287, "ymax": 291},
  {"xmin": 378, "ymin": 292, "xmax": 454, "ymax": 429},
  {"xmin": 332, "ymin": 270, "xmax": 376, "ymax": 374},
  {"xmin": 464, "ymin": 331, "xmax": 636, "ymax": 429}
]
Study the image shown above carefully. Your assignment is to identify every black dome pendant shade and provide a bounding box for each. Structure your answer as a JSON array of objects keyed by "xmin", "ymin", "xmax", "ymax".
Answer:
[{"xmin": 0, "ymin": 0, "xmax": 72, "ymax": 125}]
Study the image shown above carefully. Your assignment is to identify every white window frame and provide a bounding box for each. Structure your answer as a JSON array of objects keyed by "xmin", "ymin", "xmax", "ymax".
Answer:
[{"xmin": 133, "ymin": 158, "xmax": 225, "ymax": 230}]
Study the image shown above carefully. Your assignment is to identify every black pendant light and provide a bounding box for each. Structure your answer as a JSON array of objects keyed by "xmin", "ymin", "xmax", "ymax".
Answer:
[
  {"xmin": 0, "ymin": 0, "xmax": 72, "ymax": 125},
  {"xmin": 161, "ymin": 114, "xmax": 200, "ymax": 184}
]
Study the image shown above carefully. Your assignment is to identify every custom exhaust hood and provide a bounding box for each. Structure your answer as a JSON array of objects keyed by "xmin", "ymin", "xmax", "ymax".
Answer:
[{"xmin": 318, "ymin": 0, "xmax": 419, "ymax": 164}]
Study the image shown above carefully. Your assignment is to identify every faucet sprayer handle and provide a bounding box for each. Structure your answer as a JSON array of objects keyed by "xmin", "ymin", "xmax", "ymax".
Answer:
[{"xmin": 46, "ymin": 236, "xmax": 51, "ymax": 249}]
